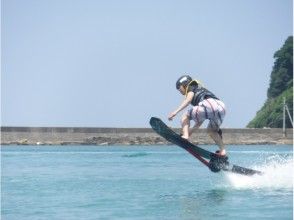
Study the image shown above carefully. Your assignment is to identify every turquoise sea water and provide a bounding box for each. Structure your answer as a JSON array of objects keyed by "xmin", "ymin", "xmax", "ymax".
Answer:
[{"xmin": 1, "ymin": 145, "xmax": 293, "ymax": 220}]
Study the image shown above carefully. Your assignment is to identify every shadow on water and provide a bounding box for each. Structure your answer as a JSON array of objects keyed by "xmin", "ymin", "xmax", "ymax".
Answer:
[
  {"xmin": 121, "ymin": 152, "xmax": 149, "ymax": 158},
  {"xmin": 158, "ymin": 189, "xmax": 229, "ymax": 219}
]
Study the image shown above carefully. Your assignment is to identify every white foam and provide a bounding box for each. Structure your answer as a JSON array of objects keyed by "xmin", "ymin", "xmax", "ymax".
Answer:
[{"xmin": 224, "ymin": 156, "xmax": 293, "ymax": 190}]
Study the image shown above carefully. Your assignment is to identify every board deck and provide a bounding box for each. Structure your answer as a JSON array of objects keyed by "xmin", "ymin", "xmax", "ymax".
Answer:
[{"xmin": 150, "ymin": 117, "xmax": 263, "ymax": 176}]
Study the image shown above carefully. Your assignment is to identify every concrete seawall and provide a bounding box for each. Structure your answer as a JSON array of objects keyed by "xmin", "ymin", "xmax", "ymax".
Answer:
[{"xmin": 1, "ymin": 127, "xmax": 293, "ymax": 146}]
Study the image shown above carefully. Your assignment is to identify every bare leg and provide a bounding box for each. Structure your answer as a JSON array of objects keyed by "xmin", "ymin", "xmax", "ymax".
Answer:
[
  {"xmin": 181, "ymin": 114, "xmax": 190, "ymax": 139},
  {"xmin": 207, "ymin": 128, "xmax": 226, "ymax": 156},
  {"xmin": 188, "ymin": 122, "xmax": 202, "ymax": 137}
]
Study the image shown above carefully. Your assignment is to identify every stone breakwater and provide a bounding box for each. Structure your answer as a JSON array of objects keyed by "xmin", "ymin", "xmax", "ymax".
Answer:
[{"xmin": 1, "ymin": 127, "xmax": 292, "ymax": 146}]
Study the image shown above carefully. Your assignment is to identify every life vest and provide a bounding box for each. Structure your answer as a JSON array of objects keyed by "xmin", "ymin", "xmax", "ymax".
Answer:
[{"xmin": 185, "ymin": 80, "xmax": 219, "ymax": 106}]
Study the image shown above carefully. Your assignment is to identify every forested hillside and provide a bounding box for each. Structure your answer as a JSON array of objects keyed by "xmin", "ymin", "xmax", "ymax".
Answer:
[{"xmin": 247, "ymin": 36, "xmax": 293, "ymax": 128}]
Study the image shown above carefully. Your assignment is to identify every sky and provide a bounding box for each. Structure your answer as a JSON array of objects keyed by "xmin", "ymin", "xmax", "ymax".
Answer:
[{"xmin": 1, "ymin": 0, "xmax": 293, "ymax": 128}]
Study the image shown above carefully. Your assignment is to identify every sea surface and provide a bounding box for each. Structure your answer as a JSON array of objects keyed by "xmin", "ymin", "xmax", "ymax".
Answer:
[{"xmin": 1, "ymin": 145, "xmax": 293, "ymax": 220}]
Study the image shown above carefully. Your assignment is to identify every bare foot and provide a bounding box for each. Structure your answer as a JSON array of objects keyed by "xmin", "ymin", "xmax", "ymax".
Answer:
[
  {"xmin": 181, "ymin": 135, "xmax": 189, "ymax": 140},
  {"xmin": 215, "ymin": 149, "xmax": 226, "ymax": 156}
]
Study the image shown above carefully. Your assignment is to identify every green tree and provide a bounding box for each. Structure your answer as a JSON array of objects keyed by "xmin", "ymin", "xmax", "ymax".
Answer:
[
  {"xmin": 248, "ymin": 36, "xmax": 293, "ymax": 128},
  {"xmin": 267, "ymin": 36, "xmax": 293, "ymax": 98}
]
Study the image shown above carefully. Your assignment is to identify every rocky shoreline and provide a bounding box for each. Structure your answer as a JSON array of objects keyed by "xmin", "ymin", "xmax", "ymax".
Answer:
[{"xmin": 1, "ymin": 127, "xmax": 293, "ymax": 146}]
